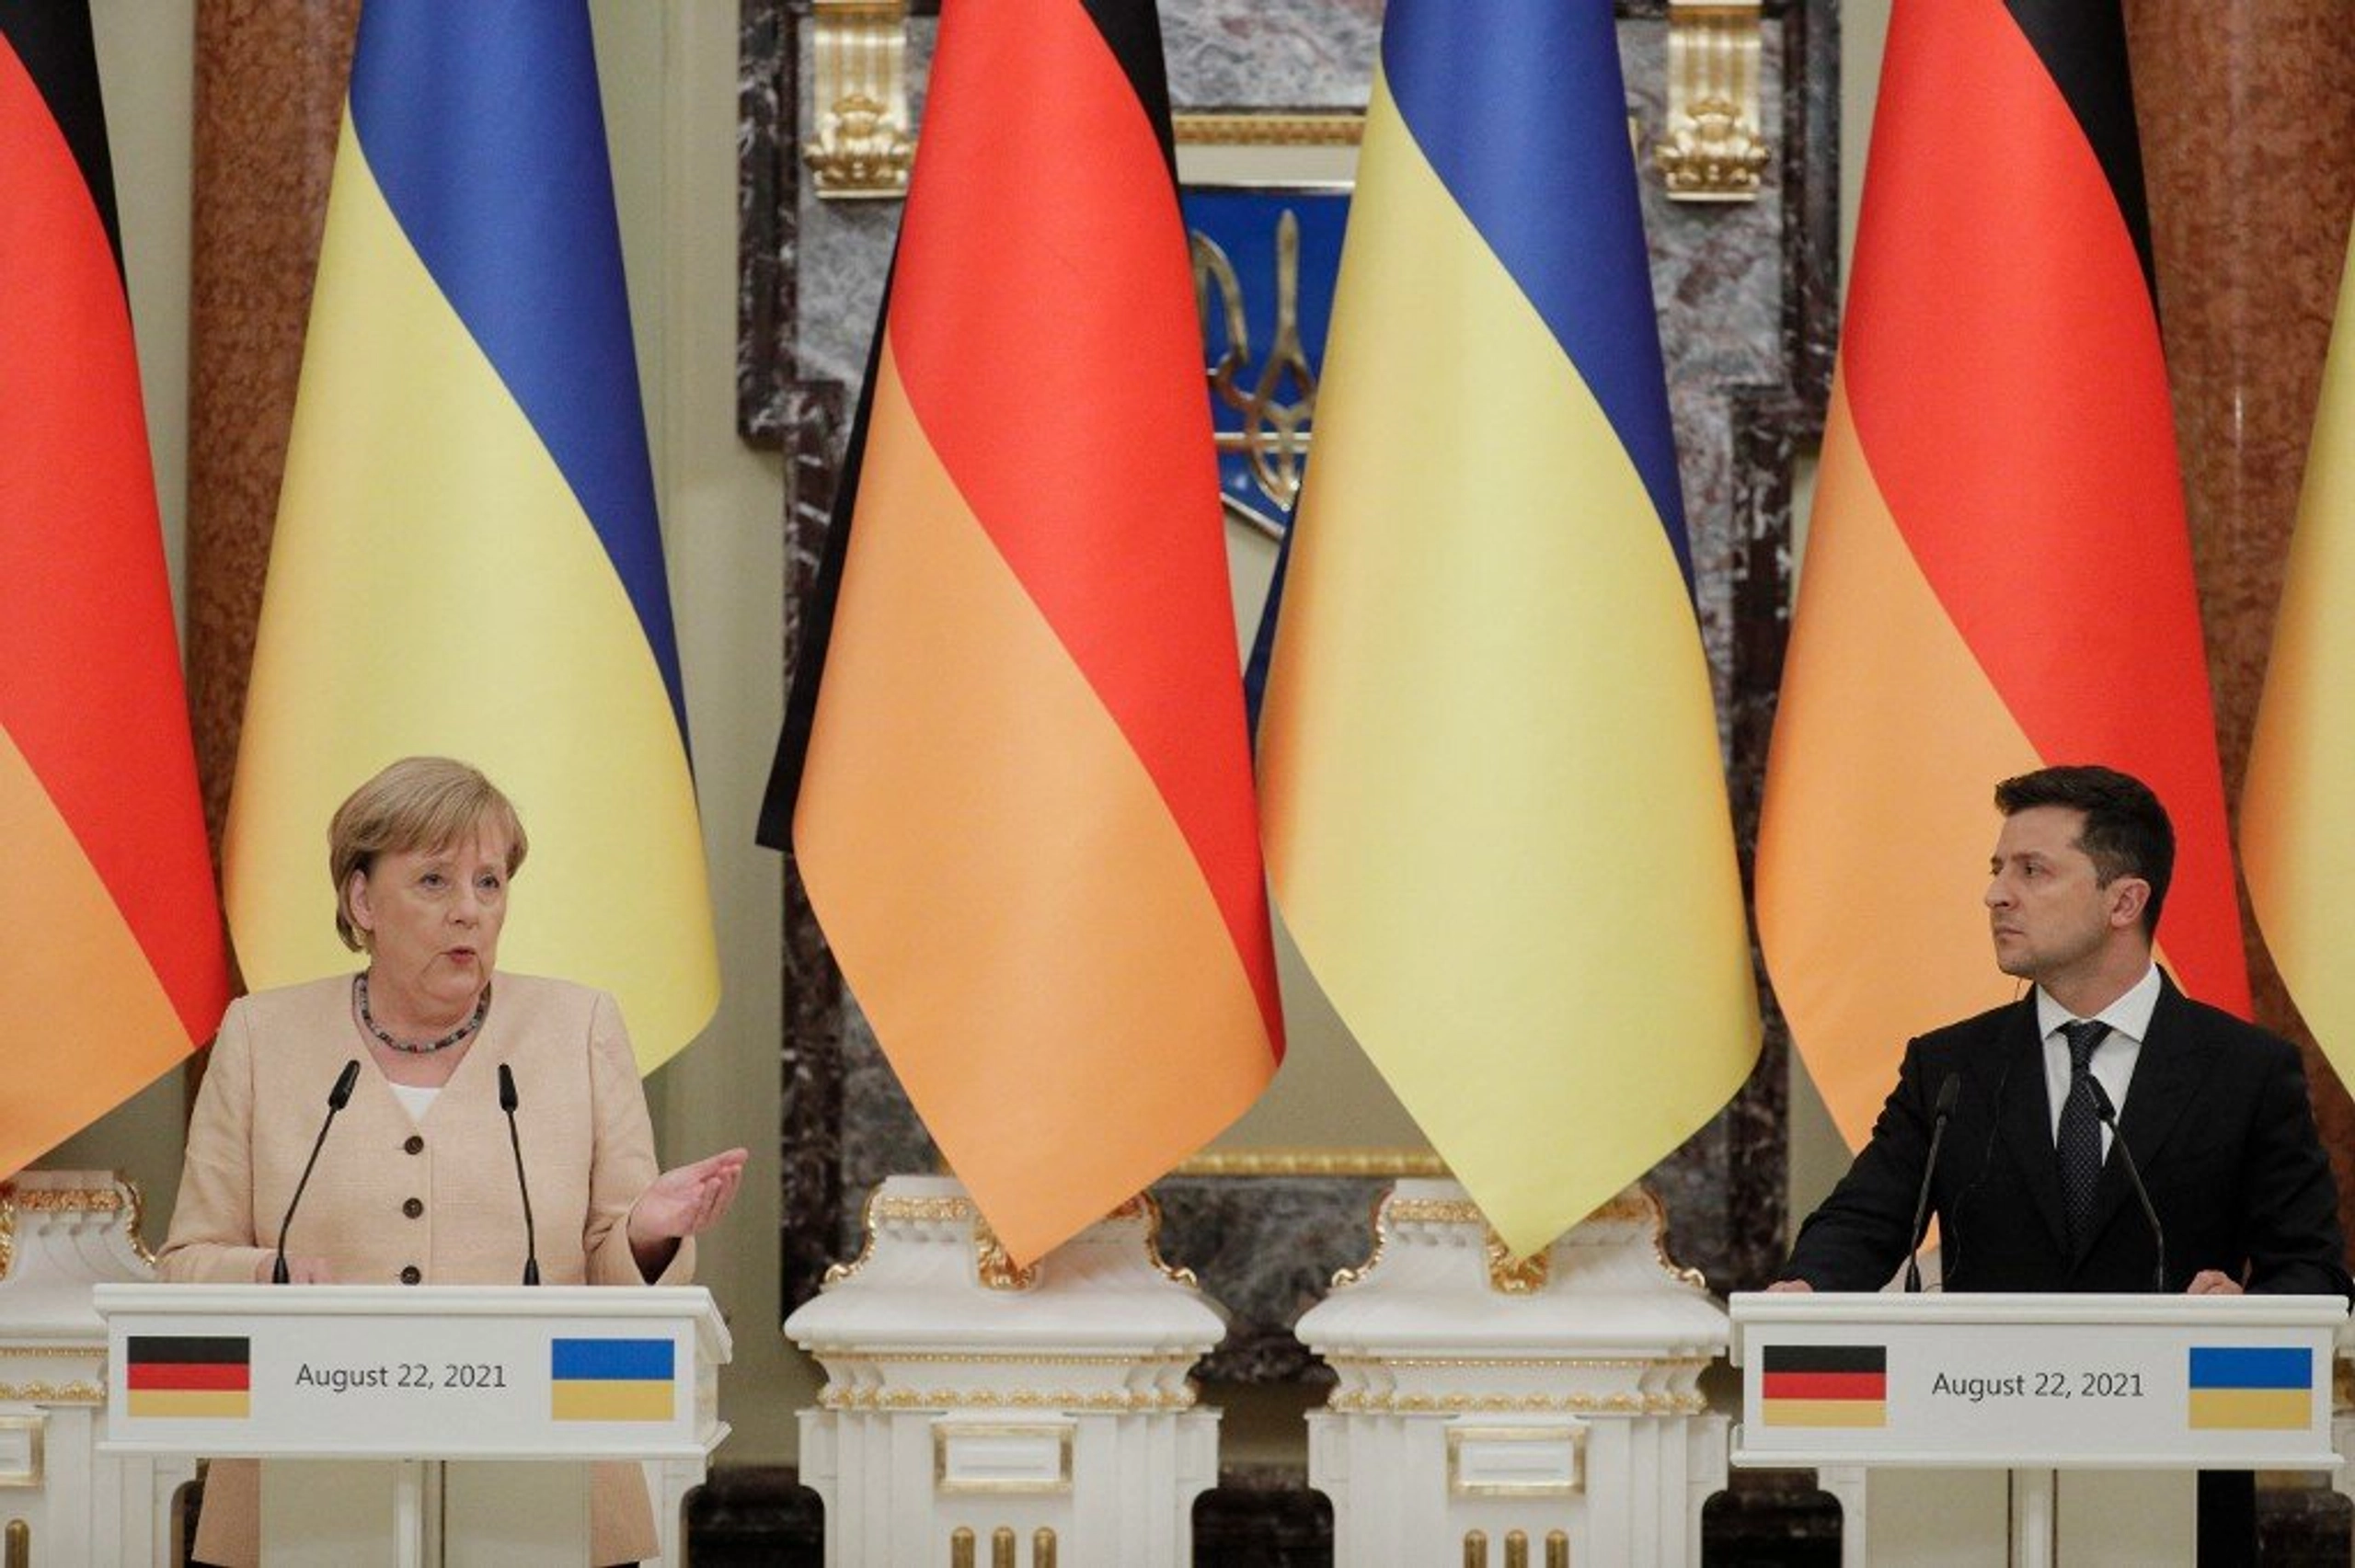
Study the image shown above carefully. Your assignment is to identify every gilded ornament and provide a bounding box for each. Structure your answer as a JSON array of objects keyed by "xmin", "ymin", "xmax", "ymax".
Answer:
[
  {"xmin": 820, "ymin": 1383, "xmax": 1198, "ymax": 1413},
  {"xmin": 0, "ymin": 1384, "xmax": 103, "ymax": 1406},
  {"xmin": 803, "ymin": 0, "xmax": 914, "ymax": 200},
  {"xmin": 1172, "ymin": 111, "xmax": 1363, "ymax": 148},
  {"xmin": 1655, "ymin": 0, "xmax": 1771, "ymax": 201},
  {"xmin": 1173, "ymin": 1147, "xmax": 1446, "ymax": 1179},
  {"xmin": 971, "ymin": 1216, "xmax": 1040, "ymax": 1292},
  {"xmin": 871, "ymin": 1195, "xmax": 977, "ymax": 1225},
  {"xmin": 1109, "ymin": 1195, "xmax": 1199, "ymax": 1290},
  {"xmin": 1484, "ymin": 1227, "xmax": 1551, "ymax": 1294}
]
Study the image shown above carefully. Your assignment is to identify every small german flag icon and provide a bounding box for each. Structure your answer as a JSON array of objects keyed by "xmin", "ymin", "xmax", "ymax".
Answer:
[{"xmin": 125, "ymin": 1336, "xmax": 250, "ymax": 1418}]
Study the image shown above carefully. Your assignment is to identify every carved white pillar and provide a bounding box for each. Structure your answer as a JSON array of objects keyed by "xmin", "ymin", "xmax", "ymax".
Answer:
[
  {"xmin": 0, "ymin": 1171, "xmax": 194, "ymax": 1567},
  {"xmin": 1295, "ymin": 1179, "xmax": 1729, "ymax": 1567},
  {"xmin": 785, "ymin": 1176, "xmax": 1223, "ymax": 1567}
]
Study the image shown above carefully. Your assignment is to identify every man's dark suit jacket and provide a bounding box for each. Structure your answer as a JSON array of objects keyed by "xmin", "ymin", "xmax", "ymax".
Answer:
[{"xmin": 1784, "ymin": 973, "xmax": 2350, "ymax": 1297}]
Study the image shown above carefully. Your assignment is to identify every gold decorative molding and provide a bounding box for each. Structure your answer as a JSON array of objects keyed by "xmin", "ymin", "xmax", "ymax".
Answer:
[
  {"xmin": 829, "ymin": 1350, "xmax": 1192, "ymax": 1370},
  {"xmin": 1173, "ymin": 111, "xmax": 1363, "ymax": 148},
  {"xmin": 803, "ymin": 0, "xmax": 914, "ymax": 200},
  {"xmin": 0, "ymin": 1176, "xmax": 154, "ymax": 1275},
  {"xmin": 0, "ymin": 1384, "xmax": 103, "ymax": 1406},
  {"xmin": 1109, "ymin": 1195, "xmax": 1199, "ymax": 1290},
  {"xmin": 1174, "ymin": 1147, "xmax": 1445, "ymax": 1179},
  {"xmin": 871, "ymin": 1195, "xmax": 975, "ymax": 1224},
  {"xmin": 1332, "ymin": 1184, "xmax": 1694, "ymax": 1293},
  {"xmin": 1327, "ymin": 1354, "xmax": 1710, "ymax": 1374},
  {"xmin": 1327, "ymin": 1386, "xmax": 1706, "ymax": 1417},
  {"xmin": 971, "ymin": 1215, "xmax": 1040, "ymax": 1292},
  {"xmin": 1484, "ymin": 1230, "xmax": 1551, "ymax": 1294},
  {"xmin": 0, "ymin": 1185, "xmax": 122, "ymax": 1213},
  {"xmin": 1656, "ymin": 1, "xmax": 1770, "ymax": 201},
  {"xmin": 819, "ymin": 1383, "xmax": 1199, "ymax": 1413}
]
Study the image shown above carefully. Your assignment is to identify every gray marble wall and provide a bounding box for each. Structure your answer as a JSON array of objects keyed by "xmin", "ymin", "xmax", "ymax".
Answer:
[{"xmin": 743, "ymin": 0, "xmax": 1839, "ymax": 1382}]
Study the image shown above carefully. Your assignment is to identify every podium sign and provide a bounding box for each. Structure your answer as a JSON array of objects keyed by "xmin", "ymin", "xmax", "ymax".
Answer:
[
  {"xmin": 1730, "ymin": 1292, "xmax": 2343, "ymax": 1471},
  {"xmin": 95, "ymin": 1284, "xmax": 723, "ymax": 1460}
]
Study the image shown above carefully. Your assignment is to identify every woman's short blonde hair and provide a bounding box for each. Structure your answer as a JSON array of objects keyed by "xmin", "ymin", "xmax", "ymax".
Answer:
[{"xmin": 328, "ymin": 758, "xmax": 528, "ymax": 951}]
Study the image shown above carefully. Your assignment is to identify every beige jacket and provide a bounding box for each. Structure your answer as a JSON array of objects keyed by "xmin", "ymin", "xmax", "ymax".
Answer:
[{"xmin": 159, "ymin": 972, "xmax": 692, "ymax": 1566}]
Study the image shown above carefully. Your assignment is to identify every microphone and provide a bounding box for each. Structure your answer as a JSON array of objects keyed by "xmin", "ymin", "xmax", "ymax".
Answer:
[
  {"xmin": 2088, "ymin": 1079, "xmax": 2165, "ymax": 1292},
  {"xmin": 498, "ymin": 1065, "xmax": 541, "ymax": 1286},
  {"xmin": 273, "ymin": 1059, "xmax": 362, "ymax": 1285},
  {"xmin": 1902, "ymin": 1074, "xmax": 1962, "ymax": 1293}
]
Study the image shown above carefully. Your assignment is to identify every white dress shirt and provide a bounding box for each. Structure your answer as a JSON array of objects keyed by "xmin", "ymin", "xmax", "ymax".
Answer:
[{"xmin": 2035, "ymin": 961, "xmax": 2161, "ymax": 1157}]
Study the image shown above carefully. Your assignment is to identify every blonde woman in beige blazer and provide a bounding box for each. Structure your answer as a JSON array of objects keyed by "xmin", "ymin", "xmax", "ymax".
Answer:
[{"xmin": 158, "ymin": 758, "xmax": 745, "ymax": 1567}]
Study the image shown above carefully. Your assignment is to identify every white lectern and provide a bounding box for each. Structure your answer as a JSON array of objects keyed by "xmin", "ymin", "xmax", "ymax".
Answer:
[
  {"xmin": 1730, "ymin": 1291, "xmax": 2345, "ymax": 1568},
  {"xmin": 91, "ymin": 1285, "xmax": 729, "ymax": 1567}
]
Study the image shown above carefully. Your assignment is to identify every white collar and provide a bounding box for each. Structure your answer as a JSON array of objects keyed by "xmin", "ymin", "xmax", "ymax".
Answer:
[{"xmin": 2035, "ymin": 961, "xmax": 2162, "ymax": 1045}]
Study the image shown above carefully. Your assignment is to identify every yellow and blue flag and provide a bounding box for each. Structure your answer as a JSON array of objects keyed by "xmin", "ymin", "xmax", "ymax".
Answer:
[
  {"xmin": 224, "ymin": 1, "xmax": 718, "ymax": 1068},
  {"xmin": 549, "ymin": 1335, "xmax": 674, "ymax": 1423},
  {"xmin": 2246, "ymin": 219, "xmax": 2355, "ymax": 1085},
  {"xmin": 1257, "ymin": 0, "xmax": 1759, "ymax": 1256},
  {"xmin": 2186, "ymin": 1346, "xmax": 2313, "ymax": 1431}
]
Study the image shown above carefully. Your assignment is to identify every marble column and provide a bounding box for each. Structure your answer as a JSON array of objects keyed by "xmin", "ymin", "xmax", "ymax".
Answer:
[
  {"xmin": 2128, "ymin": 2, "xmax": 2355, "ymax": 1204},
  {"xmin": 184, "ymin": 1, "xmax": 359, "ymax": 855}
]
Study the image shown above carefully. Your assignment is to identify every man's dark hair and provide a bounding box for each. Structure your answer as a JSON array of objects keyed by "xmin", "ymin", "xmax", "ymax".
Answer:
[{"xmin": 1993, "ymin": 765, "xmax": 2173, "ymax": 937}]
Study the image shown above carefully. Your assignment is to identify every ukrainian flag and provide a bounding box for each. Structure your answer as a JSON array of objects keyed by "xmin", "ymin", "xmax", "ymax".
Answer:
[
  {"xmin": 1257, "ymin": 0, "xmax": 1758, "ymax": 1257},
  {"xmin": 223, "ymin": 2, "xmax": 718, "ymax": 1068},
  {"xmin": 2187, "ymin": 1346, "xmax": 2314, "ymax": 1432},
  {"xmin": 550, "ymin": 1336, "xmax": 674, "ymax": 1423}
]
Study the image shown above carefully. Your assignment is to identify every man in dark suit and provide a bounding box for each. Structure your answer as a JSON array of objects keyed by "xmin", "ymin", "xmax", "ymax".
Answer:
[{"xmin": 1775, "ymin": 764, "xmax": 2350, "ymax": 1563}]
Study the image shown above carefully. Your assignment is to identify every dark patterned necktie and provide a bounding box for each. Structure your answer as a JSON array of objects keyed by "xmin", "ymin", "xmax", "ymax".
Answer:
[{"xmin": 2057, "ymin": 1020, "xmax": 2112, "ymax": 1250}]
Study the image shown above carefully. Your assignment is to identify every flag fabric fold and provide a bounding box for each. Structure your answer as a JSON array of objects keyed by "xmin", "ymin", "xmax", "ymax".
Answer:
[
  {"xmin": 1, "ymin": 1, "xmax": 231, "ymax": 1174},
  {"xmin": 759, "ymin": 0, "xmax": 1282, "ymax": 1265},
  {"xmin": 1757, "ymin": 0, "xmax": 2248, "ymax": 1150},
  {"xmin": 223, "ymin": 0, "xmax": 718, "ymax": 1070},
  {"xmin": 1255, "ymin": 0, "xmax": 1759, "ymax": 1258},
  {"xmin": 2245, "ymin": 219, "xmax": 2355, "ymax": 1084}
]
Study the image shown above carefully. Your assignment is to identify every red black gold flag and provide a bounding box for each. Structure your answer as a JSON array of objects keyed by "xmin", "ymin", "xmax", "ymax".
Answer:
[
  {"xmin": 758, "ymin": 0, "xmax": 1281, "ymax": 1264},
  {"xmin": 1758, "ymin": 0, "xmax": 2247, "ymax": 1148},
  {"xmin": 1, "ymin": 3, "xmax": 231, "ymax": 1174}
]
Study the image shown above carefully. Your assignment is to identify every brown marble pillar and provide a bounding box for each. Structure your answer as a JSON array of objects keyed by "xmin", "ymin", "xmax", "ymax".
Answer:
[
  {"xmin": 184, "ymin": 0, "xmax": 360, "ymax": 860},
  {"xmin": 2128, "ymin": 1, "xmax": 2355, "ymax": 1207}
]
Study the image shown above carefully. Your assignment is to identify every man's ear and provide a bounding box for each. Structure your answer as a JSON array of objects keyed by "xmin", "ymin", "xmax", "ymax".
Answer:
[{"xmin": 2108, "ymin": 876, "xmax": 2151, "ymax": 931}]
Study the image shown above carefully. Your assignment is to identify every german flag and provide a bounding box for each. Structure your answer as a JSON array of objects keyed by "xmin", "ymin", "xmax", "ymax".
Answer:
[
  {"xmin": 0, "ymin": 3, "xmax": 231, "ymax": 1176},
  {"xmin": 125, "ymin": 1336, "xmax": 250, "ymax": 1419},
  {"xmin": 1757, "ymin": 0, "xmax": 2247, "ymax": 1150},
  {"xmin": 1761, "ymin": 1344, "xmax": 1888, "ymax": 1428},
  {"xmin": 756, "ymin": 0, "xmax": 1281, "ymax": 1265}
]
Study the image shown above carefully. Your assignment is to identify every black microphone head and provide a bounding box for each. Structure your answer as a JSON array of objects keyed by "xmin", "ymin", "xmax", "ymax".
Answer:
[
  {"xmin": 1935, "ymin": 1073, "xmax": 1961, "ymax": 1116},
  {"xmin": 2087, "ymin": 1077, "xmax": 2120, "ymax": 1126},
  {"xmin": 328, "ymin": 1059, "xmax": 362, "ymax": 1109},
  {"xmin": 499, "ymin": 1063, "xmax": 519, "ymax": 1113}
]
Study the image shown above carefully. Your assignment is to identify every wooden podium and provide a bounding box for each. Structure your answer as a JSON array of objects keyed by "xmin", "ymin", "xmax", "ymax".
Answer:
[
  {"xmin": 91, "ymin": 1284, "xmax": 729, "ymax": 1567},
  {"xmin": 1729, "ymin": 1292, "xmax": 2345, "ymax": 1567}
]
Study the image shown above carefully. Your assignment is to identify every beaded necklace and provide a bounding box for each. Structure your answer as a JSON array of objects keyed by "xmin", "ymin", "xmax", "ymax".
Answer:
[{"xmin": 354, "ymin": 971, "xmax": 489, "ymax": 1054}]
